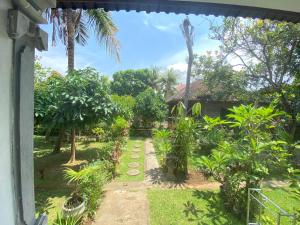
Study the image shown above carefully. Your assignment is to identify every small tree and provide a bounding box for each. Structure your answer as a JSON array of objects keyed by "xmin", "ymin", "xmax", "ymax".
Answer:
[
  {"xmin": 134, "ymin": 88, "xmax": 167, "ymax": 128},
  {"xmin": 58, "ymin": 68, "xmax": 113, "ymax": 163},
  {"xmin": 170, "ymin": 102, "xmax": 201, "ymax": 178},
  {"xmin": 199, "ymin": 105, "xmax": 289, "ymax": 219}
]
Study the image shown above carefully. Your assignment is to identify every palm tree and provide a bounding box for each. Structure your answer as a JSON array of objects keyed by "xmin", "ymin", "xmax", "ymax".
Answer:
[
  {"xmin": 180, "ymin": 17, "xmax": 194, "ymax": 113},
  {"xmin": 159, "ymin": 69, "xmax": 178, "ymax": 99},
  {"xmin": 47, "ymin": 8, "xmax": 120, "ymax": 163}
]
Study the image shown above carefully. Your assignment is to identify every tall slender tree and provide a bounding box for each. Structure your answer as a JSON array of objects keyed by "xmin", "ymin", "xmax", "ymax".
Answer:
[
  {"xmin": 47, "ymin": 8, "xmax": 120, "ymax": 162},
  {"xmin": 180, "ymin": 17, "xmax": 194, "ymax": 113}
]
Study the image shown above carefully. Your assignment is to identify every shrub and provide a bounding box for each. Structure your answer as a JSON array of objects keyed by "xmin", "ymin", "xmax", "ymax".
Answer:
[
  {"xmin": 64, "ymin": 161, "xmax": 113, "ymax": 218},
  {"xmin": 134, "ymin": 88, "xmax": 167, "ymax": 128},
  {"xmin": 111, "ymin": 95, "xmax": 136, "ymax": 121},
  {"xmin": 168, "ymin": 102, "xmax": 200, "ymax": 179},
  {"xmin": 198, "ymin": 105, "xmax": 289, "ymax": 220},
  {"xmin": 153, "ymin": 129, "xmax": 172, "ymax": 166}
]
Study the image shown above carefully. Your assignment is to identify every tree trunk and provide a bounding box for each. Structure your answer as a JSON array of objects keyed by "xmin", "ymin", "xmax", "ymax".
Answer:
[
  {"xmin": 67, "ymin": 9, "xmax": 75, "ymax": 72},
  {"xmin": 182, "ymin": 18, "xmax": 194, "ymax": 114},
  {"xmin": 68, "ymin": 128, "xmax": 76, "ymax": 163},
  {"xmin": 66, "ymin": 9, "xmax": 77, "ymax": 163},
  {"xmin": 53, "ymin": 128, "xmax": 64, "ymax": 153}
]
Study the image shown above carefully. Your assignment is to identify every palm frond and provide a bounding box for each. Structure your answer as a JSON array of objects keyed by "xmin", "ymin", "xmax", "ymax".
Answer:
[{"xmin": 85, "ymin": 9, "xmax": 120, "ymax": 62}]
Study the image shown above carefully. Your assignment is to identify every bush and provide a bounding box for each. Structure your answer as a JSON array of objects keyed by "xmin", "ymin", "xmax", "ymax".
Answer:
[
  {"xmin": 198, "ymin": 105, "xmax": 289, "ymax": 220},
  {"xmin": 134, "ymin": 88, "xmax": 167, "ymax": 128},
  {"xmin": 153, "ymin": 129, "xmax": 172, "ymax": 166},
  {"xmin": 111, "ymin": 95, "xmax": 136, "ymax": 121},
  {"xmin": 64, "ymin": 161, "xmax": 113, "ymax": 218}
]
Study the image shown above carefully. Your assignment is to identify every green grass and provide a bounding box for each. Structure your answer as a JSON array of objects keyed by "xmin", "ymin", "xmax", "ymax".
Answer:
[
  {"xmin": 116, "ymin": 138, "xmax": 145, "ymax": 182},
  {"xmin": 148, "ymin": 189, "xmax": 243, "ymax": 225},
  {"xmin": 261, "ymin": 187, "xmax": 300, "ymax": 224},
  {"xmin": 148, "ymin": 187, "xmax": 300, "ymax": 225},
  {"xmin": 34, "ymin": 136, "xmax": 107, "ymax": 224}
]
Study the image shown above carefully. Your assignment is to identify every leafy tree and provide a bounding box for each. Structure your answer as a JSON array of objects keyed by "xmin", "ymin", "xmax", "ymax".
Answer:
[
  {"xmin": 199, "ymin": 105, "xmax": 288, "ymax": 219},
  {"xmin": 159, "ymin": 69, "xmax": 178, "ymax": 99},
  {"xmin": 47, "ymin": 8, "xmax": 120, "ymax": 151},
  {"xmin": 34, "ymin": 65, "xmax": 65, "ymax": 148},
  {"xmin": 210, "ymin": 18, "xmax": 300, "ymax": 137},
  {"xmin": 180, "ymin": 17, "xmax": 194, "ymax": 112},
  {"xmin": 111, "ymin": 95, "xmax": 136, "ymax": 121},
  {"xmin": 192, "ymin": 53, "xmax": 248, "ymax": 101},
  {"xmin": 111, "ymin": 69, "xmax": 159, "ymax": 97},
  {"xmin": 134, "ymin": 88, "xmax": 167, "ymax": 127}
]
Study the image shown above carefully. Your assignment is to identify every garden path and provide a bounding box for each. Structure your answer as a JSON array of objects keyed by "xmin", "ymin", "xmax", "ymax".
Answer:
[{"xmin": 92, "ymin": 140, "xmax": 150, "ymax": 225}]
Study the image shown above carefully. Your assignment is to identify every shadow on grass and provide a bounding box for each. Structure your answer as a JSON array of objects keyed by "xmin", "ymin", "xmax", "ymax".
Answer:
[{"xmin": 181, "ymin": 190, "xmax": 242, "ymax": 225}]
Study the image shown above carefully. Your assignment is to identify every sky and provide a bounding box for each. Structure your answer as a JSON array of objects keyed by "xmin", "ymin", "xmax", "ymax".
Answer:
[{"xmin": 37, "ymin": 11, "xmax": 223, "ymax": 80}]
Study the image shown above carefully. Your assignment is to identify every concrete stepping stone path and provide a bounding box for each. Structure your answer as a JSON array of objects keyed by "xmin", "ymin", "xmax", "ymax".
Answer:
[
  {"xmin": 128, "ymin": 162, "xmax": 140, "ymax": 168},
  {"xmin": 127, "ymin": 169, "xmax": 140, "ymax": 176},
  {"xmin": 131, "ymin": 154, "xmax": 140, "ymax": 159}
]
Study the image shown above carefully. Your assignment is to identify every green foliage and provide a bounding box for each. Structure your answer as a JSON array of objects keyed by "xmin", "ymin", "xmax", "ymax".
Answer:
[
  {"xmin": 111, "ymin": 116, "xmax": 129, "ymax": 139},
  {"xmin": 53, "ymin": 213, "xmax": 81, "ymax": 225},
  {"xmin": 64, "ymin": 161, "xmax": 113, "ymax": 218},
  {"xmin": 192, "ymin": 53, "xmax": 248, "ymax": 101},
  {"xmin": 134, "ymin": 88, "xmax": 167, "ymax": 127},
  {"xmin": 169, "ymin": 102, "xmax": 201, "ymax": 178},
  {"xmin": 210, "ymin": 18, "xmax": 300, "ymax": 137},
  {"xmin": 198, "ymin": 105, "xmax": 289, "ymax": 219},
  {"xmin": 153, "ymin": 129, "xmax": 172, "ymax": 165},
  {"xmin": 159, "ymin": 69, "xmax": 178, "ymax": 99},
  {"xmin": 111, "ymin": 69, "xmax": 159, "ymax": 96},
  {"xmin": 111, "ymin": 95, "xmax": 136, "ymax": 121}
]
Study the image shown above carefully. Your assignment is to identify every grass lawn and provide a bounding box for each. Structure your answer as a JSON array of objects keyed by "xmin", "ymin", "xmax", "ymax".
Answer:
[
  {"xmin": 34, "ymin": 136, "xmax": 107, "ymax": 224},
  {"xmin": 148, "ymin": 187, "xmax": 300, "ymax": 225},
  {"xmin": 262, "ymin": 187, "xmax": 300, "ymax": 224},
  {"xmin": 116, "ymin": 138, "xmax": 145, "ymax": 182},
  {"xmin": 148, "ymin": 189, "xmax": 243, "ymax": 225}
]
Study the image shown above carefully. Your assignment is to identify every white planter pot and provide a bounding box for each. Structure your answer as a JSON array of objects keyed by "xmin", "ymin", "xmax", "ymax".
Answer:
[{"xmin": 62, "ymin": 197, "xmax": 85, "ymax": 218}]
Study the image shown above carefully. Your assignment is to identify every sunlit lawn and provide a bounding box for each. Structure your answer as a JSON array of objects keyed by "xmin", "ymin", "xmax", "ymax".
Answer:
[
  {"xmin": 148, "ymin": 189, "xmax": 243, "ymax": 225},
  {"xmin": 148, "ymin": 187, "xmax": 300, "ymax": 225},
  {"xmin": 116, "ymin": 137, "xmax": 145, "ymax": 182},
  {"xmin": 34, "ymin": 136, "xmax": 106, "ymax": 224}
]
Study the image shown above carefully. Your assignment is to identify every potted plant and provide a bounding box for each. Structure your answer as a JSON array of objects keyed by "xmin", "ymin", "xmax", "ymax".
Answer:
[{"xmin": 62, "ymin": 168, "xmax": 86, "ymax": 217}]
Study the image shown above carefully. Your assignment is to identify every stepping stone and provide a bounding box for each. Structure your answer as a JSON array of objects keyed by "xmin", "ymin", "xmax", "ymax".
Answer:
[
  {"xmin": 132, "ymin": 149, "xmax": 141, "ymax": 153},
  {"xmin": 131, "ymin": 154, "xmax": 140, "ymax": 159},
  {"xmin": 127, "ymin": 169, "xmax": 140, "ymax": 176},
  {"xmin": 128, "ymin": 162, "xmax": 140, "ymax": 168},
  {"xmin": 134, "ymin": 145, "xmax": 140, "ymax": 148}
]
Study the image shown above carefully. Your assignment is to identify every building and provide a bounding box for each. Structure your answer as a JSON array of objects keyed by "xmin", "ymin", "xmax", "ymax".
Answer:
[{"xmin": 167, "ymin": 80, "xmax": 239, "ymax": 118}]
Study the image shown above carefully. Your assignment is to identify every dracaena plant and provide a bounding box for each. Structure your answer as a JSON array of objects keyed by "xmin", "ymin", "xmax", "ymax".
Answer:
[
  {"xmin": 198, "ymin": 105, "xmax": 289, "ymax": 219},
  {"xmin": 170, "ymin": 102, "xmax": 201, "ymax": 179}
]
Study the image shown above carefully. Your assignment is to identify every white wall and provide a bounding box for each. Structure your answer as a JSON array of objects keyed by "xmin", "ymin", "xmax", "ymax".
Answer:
[{"xmin": 0, "ymin": 0, "xmax": 16, "ymax": 225}]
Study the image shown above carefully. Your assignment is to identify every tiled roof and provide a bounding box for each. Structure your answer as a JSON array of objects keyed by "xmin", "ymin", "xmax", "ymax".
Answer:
[{"xmin": 56, "ymin": 0, "xmax": 300, "ymax": 23}]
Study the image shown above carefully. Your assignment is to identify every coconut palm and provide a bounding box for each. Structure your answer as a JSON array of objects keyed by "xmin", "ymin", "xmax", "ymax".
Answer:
[
  {"xmin": 47, "ymin": 8, "xmax": 120, "ymax": 162},
  {"xmin": 180, "ymin": 17, "xmax": 194, "ymax": 113},
  {"xmin": 159, "ymin": 69, "xmax": 178, "ymax": 99}
]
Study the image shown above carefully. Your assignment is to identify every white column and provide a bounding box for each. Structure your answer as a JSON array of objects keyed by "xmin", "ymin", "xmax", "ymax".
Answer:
[{"xmin": 0, "ymin": 0, "xmax": 17, "ymax": 224}]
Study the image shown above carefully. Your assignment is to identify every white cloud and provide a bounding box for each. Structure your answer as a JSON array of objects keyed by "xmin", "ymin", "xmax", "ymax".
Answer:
[
  {"xmin": 154, "ymin": 25, "xmax": 170, "ymax": 31},
  {"xmin": 167, "ymin": 63, "xmax": 187, "ymax": 73}
]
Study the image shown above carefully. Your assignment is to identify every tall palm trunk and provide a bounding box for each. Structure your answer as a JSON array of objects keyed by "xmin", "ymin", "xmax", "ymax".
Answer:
[
  {"xmin": 67, "ymin": 9, "xmax": 77, "ymax": 163},
  {"xmin": 181, "ymin": 18, "xmax": 194, "ymax": 114}
]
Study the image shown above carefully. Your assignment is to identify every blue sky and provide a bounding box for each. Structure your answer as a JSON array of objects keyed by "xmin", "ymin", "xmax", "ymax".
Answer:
[{"xmin": 37, "ymin": 11, "xmax": 222, "ymax": 80}]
